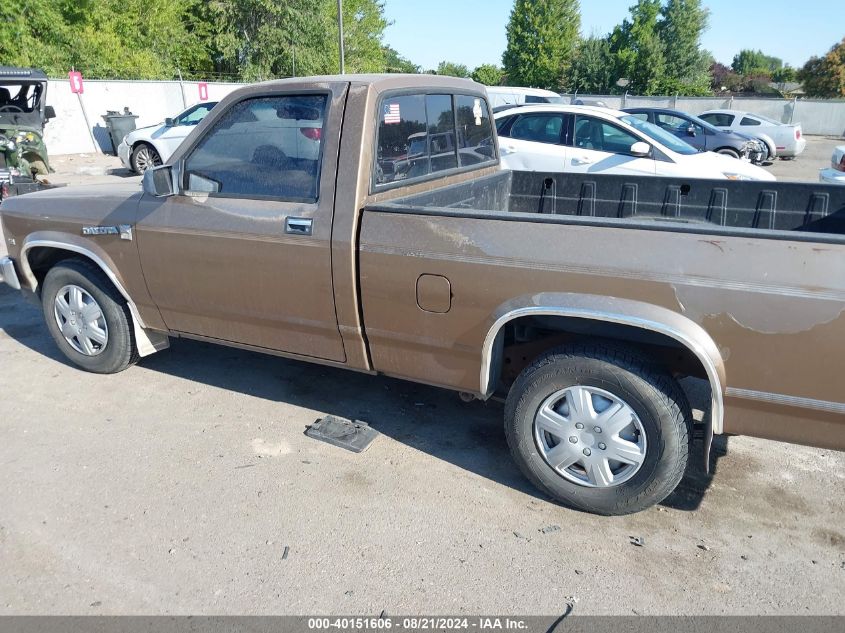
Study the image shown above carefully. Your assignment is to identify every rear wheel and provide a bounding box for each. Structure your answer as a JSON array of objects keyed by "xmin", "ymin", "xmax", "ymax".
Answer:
[
  {"xmin": 130, "ymin": 143, "xmax": 161, "ymax": 173},
  {"xmin": 504, "ymin": 343, "xmax": 691, "ymax": 515},
  {"xmin": 716, "ymin": 147, "xmax": 740, "ymax": 159},
  {"xmin": 41, "ymin": 259, "xmax": 137, "ymax": 374}
]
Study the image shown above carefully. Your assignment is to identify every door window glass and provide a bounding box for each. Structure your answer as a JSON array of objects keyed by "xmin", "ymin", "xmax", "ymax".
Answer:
[
  {"xmin": 509, "ymin": 114, "xmax": 564, "ymax": 144},
  {"xmin": 700, "ymin": 113, "xmax": 734, "ymax": 127},
  {"xmin": 183, "ymin": 95, "xmax": 327, "ymax": 201},
  {"xmin": 572, "ymin": 116, "xmax": 640, "ymax": 153},
  {"xmin": 455, "ymin": 94, "xmax": 496, "ymax": 166}
]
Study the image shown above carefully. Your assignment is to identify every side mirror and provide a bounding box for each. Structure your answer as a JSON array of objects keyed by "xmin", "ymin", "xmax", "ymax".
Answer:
[
  {"xmin": 44, "ymin": 105, "xmax": 56, "ymax": 120},
  {"xmin": 686, "ymin": 125, "xmax": 696, "ymax": 137},
  {"xmin": 630, "ymin": 141, "xmax": 651, "ymax": 157},
  {"xmin": 164, "ymin": 117, "xmax": 176, "ymax": 127},
  {"xmin": 142, "ymin": 165, "xmax": 175, "ymax": 197}
]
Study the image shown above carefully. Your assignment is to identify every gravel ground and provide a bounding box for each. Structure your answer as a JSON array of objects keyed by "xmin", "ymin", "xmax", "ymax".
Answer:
[{"xmin": 0, "ymin": 140, "xmax": 843, "ymax": 616}]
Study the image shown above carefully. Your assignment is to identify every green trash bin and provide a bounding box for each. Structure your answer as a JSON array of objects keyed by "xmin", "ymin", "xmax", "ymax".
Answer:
[{"xmin": 101, "ymin": 108, "xmax": 138, "ymax": 156}]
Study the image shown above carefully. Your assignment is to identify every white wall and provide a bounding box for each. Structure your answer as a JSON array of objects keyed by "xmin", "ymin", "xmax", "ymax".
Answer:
[{"xmin": 43, "ymin": 79, "xmax": 244, "ymax": 155}]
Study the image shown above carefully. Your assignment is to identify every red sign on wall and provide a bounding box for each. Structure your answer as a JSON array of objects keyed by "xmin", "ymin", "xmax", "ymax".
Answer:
[
  {"xmin": 198, "ymin": 82, "xmax": 208, "ymax": 101},
  {"xmin": 68, "ymin": 70, "xmax": 84, "ymax": 94}
]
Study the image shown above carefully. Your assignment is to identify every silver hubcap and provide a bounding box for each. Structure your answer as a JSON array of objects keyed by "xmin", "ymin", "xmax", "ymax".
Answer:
[
  {"xmin": 53, "ymin": 285, "xmax": 108, "ymax": 356},
  {"xmin": 534, "ymin": 385, "xmax": 647, "ymax": 488},
  {"xmin": 135, "ymin": 147, "xmax": 160, "ymax": 172}
]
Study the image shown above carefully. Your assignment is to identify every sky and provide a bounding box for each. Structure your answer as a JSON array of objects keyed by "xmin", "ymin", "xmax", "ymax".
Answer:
[{"xmin": 382, "ymin": 0, "xmax": 842, "ymax": 72}]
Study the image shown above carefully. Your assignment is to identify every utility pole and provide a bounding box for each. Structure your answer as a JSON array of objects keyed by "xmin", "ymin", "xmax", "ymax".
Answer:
[{"xmin": 337, "ymin": 0, "xmax": 345, "ymax": 74}]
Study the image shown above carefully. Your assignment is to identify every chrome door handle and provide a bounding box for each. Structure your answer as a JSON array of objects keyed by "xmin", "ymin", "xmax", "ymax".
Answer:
[{"xmin": 285, "ymin": 217, "xmax": 313, "ymax": 236}]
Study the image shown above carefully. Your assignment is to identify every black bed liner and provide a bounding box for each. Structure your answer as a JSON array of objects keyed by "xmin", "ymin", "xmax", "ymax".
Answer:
[{"xmin": 368, "ymin": 170, "xmax": 845, "ymax": 237}]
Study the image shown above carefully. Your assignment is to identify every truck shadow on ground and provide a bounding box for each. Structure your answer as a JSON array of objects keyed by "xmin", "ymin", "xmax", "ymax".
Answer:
[{"xmin": 0, "ymin": 286, "xmax": 723, "ymax": 513}]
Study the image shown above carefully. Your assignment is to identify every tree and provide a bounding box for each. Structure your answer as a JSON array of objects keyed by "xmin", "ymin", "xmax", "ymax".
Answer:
[
  {"xmin": 502, "ymin": 0, "xmax": 581, "ymax": 90},
  {"xmin": 609, "ymin": 0, "xmax": 666, "ymax": 95},
  {"xmin": 207, "ymin": 0, "xmax": 330, "ymax": 80},
  {"xmin": 383, "ymin": 46, "xmax": 420, "ymax": 73},
  {"xmin": 569, "ymin": 36, "xmax": 614, "ymax": 93},
  {"xmin": 771, "ymin": 65, "xmax": 796, "ymax": 84},
  {"xmin": 471, "ymin": 64, "xmax": 504, "ymax": 86},
  {"xmin": 799, "ymin": 38, "xmax": 845, "ymax": 98},
  {"xmin": 436, "ymin": 61, "xmax": 470, "ymax": 78},
  {"xmin": 731, "ymin": 49, "xmax": 782, "ymax": 76},
  {"xmin": 657, "ymin": 0, "xmax": 710, "ymax": 94},
  {"xmin": 321, "ymin": 0, "xmax": 388, "ymax": 74},
  {"xmin": 709, "ymin": 61, "xmax": 742, "ymax": 93}
]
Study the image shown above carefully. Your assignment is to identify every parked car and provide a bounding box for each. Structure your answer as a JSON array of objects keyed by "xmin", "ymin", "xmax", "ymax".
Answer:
[
  {"xmin": 485, "ymin": 86, "xmax": 564, "ymax": 108},
  {"xmin": 820, "ymin": 145, "xmax": 845, "ymax": 185},
  {"xmin": 0, "ymin": 66, "xmax": 56, "ymax": 177},
  {"xmin": 698, "ymin": 109, "xmax": 806, "ymax": 159},
  {"xmin": 494, "ymin": 104, "xmax": 775, "ymax": 180},
  {"xmin": 622, "ymin": 107, "xmax": 766, "ymax": 162},
  {"xmin": 3, "ymin": 75, "xmax": 843, "ymax": 516},
  {"xmin": 118, "ymin": 101, "xmax": 218, "ymax": 173}
]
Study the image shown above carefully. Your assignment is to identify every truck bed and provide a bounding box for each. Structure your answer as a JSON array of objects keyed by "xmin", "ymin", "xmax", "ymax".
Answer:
[
  {"xmin": 368, "ymin": 170, "xmax": 845, "ymax": 240},
  {"xmin": 359, "ymin": 169, "xmax": 845, "ymax": 450}
]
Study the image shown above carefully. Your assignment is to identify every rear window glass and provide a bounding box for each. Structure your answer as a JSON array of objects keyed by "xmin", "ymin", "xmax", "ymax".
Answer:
[
  {"xmin": 376, "ymin": 93, "xmax": 496, "ymax": 186},
  {"xmin": 740, "ymin": 116, "xmax": 761, "ymax": 126}
]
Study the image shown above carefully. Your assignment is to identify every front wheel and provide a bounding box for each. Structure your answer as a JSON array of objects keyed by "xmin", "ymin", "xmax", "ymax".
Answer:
[
  {"xmin": 41, "ymin": 259, "xmax": 137, "ymax": 374},
  {"xmin": 505, "ymin": 343, "xmax": 691, "ymax": 515},
  {"xmin": 716, "ymin": 147, "xmax": 740, "ymax": 159},
  {"xmin": 130, "ymin": 143, "xmax": 161, "ymax": 173}
]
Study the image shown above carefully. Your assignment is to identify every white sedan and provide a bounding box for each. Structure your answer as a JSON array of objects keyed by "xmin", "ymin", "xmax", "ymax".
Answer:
[
  {"xmin": 494, "ymin": 105, "xmax": 775, "ymax": 181},
  {"xmin": 820, "ymin": 145, "xmax": 845, "ymax": 185},
  {"xmin": 118, "ymin": 102, "xmax": 217, "ymax": 173},
  {"xmin": 698, "ymin": 109, "xmax": 806, "ymax": 159}
]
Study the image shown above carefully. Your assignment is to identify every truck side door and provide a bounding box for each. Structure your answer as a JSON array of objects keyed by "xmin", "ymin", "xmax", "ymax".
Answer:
[{"xmin": 135, "ymin": 85, "xmax": 347, "ymax": 362}]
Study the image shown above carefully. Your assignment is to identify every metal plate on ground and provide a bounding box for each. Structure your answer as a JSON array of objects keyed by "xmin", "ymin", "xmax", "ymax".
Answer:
[{"xmin": 305, "ymin": 415, "xmax": 379, "ymax": 453}]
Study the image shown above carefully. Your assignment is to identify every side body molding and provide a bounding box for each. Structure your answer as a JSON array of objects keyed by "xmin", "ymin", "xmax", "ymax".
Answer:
[
  {"xmin": 18, "ymin": 234, "xmax": 169, "ymax": 357},
  {"xmin": 479, "ymin": 293, "xmax": 726, "ymax": 436}
]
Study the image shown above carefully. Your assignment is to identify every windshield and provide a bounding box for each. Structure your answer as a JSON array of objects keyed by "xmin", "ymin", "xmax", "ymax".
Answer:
[{"xmin": 620, "ymin": 115, "xmax": 699, "ymax": 155}]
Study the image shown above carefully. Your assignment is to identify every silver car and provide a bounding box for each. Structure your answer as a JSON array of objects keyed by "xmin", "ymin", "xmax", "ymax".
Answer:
[{"xmin": 699, "ymin": 109, "xmax": 806, "ymax": 159}]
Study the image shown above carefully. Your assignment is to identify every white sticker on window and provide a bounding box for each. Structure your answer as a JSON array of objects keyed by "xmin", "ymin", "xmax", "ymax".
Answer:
[
  {"xmin": 383, "ymin": 102, "xmax": 401, "ymax": 124},
  {"xmin": 473, "ymin": 98, "xmax": 483, "ymax": 126}
]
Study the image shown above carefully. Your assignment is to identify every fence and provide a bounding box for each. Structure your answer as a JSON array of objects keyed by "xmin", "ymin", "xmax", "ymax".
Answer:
[
  {"xmin": 42, "ymin": 79, "xmax": 245, "ymax": 155},
  {"xmin": 561, "ymin": 94, "xmax": 845, "ymax": 137},
  {"xmin": 37, "ymin": 80, "xmax": 845, "ymax": 155}
]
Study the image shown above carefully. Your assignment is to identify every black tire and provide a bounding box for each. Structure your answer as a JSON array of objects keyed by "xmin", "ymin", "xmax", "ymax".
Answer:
[
  {"xmin": 504, "ymin": 342, "xmax": 691, "ymax": 515},
  {"xmin": 41, "ymin": 259, "xmax": 138, "ymax": 374},
  {"xmin": 130, "ymin": 143, "xmax": 161, "ymax": 173},
  {"xmin": 715, "ymin": 147, "xmax": 740, "ymax": 159}
]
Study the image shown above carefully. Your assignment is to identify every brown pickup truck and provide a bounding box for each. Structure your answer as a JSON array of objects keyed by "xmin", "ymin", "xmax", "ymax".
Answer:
[{"xmin": 1, "ymin": 75, "xmax": 844, "ymax": 515}]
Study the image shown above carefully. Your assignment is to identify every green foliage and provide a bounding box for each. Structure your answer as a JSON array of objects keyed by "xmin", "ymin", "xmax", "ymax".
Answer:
[
  {"xmin": 731, "ymin": 49, "xmax": 782, "ymax": 76},
  {"xmin": 322, "ymin": 0, "xmax": 388, "ymax": 74},
  {"xmin": 472, "ymin": 64, "xmax": 504, "ymax": 86},
  {"xmin": 771, "ymin": 65, "xmax": 797, "ymax": 84},
  {"xmin": 569, "ymin": 36, "xmax": 614, "ymax": 93},
  {"xmin": 436, "ymin": 61, "xmax": 471, "ymax": 78},
  {"xmin": 383, "ymin": 47, "xmax": 421, "ymax": 73},
  {"xmin": 0, "ymin": 0, "xmax": 210, "ymax": 79},
  {"xmin": 502, "ymin": 0, "xmax": 581, "ymax": 90},
  {"xmin": 609, "ymin": 0, "xmax": 666, "ymax": 95},
  {"xmin": 799, "ymin": 38, "xmax": 845, "ymax": 98},
  {"xmin": 0, "ymin": 0, "xmax": 391, "ymax": 80},
  {"xmin": 657, "ymin": 0, "xmax": 710, "ymax": 94}
]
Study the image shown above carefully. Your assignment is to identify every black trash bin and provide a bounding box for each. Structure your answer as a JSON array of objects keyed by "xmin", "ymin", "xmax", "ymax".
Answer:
[{"xmin": 101, "ymin": 108, "xmax": 139, "ymax": 155}]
